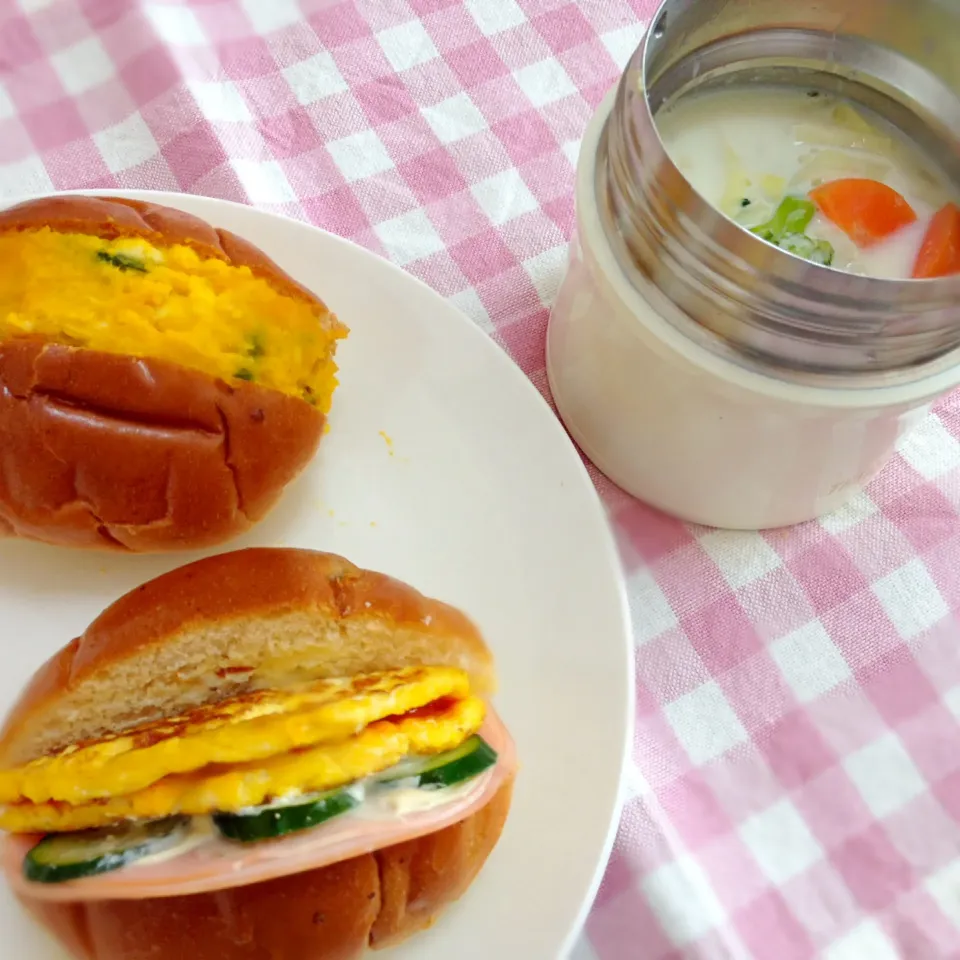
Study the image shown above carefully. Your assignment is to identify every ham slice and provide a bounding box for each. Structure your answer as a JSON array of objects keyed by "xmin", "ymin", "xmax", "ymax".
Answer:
[{"xmin": 3, "ymin": 709, "xmax": 515, "ymax": 904}]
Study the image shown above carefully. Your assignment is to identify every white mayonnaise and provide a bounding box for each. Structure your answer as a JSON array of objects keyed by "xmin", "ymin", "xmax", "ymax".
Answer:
[{"xmin": 129, "ymin": 816, "xmax": 217, "ymax": 869}]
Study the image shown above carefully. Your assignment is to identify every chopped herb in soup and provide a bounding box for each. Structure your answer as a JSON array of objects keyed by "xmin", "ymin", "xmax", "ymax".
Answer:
[{"xmin": 656, "ymin": 87, "xmax": 960, "ymax": 278}]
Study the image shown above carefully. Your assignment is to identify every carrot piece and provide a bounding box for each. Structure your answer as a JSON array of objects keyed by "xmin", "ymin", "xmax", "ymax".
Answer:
[
  {"xmin": 809, "ymin": 178, "xmax": 917, "ymax": 248},
  {"xmin": 912, "ymin": 203, "xmax": 960, "ymax": 279}
]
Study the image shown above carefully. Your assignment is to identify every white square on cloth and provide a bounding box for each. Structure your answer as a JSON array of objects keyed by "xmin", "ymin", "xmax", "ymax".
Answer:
[
  {"xmin": 0, "ymin": 156, "xmax": 54, "ymax": 201},
  {"xmin": 377, "ymin": 20, "xmax": 440, "ymax": 73},
  {"xmin": 187, "ymin": 80, "xmax": 253, "ymax": 123},
  {"xmin": 642, "ymin": 855, "xmax": 727, "ymax": 946},
  {"xmin": 421, "ymin": 92, "xmax": 488, "ymax": 145},
  {"xmin": 51, "ymin": 37, "xmax": 114, "ymax": 96},
  {"xmin": 843, "ymin": 733, "xmax": 927, "ymax": 819},
  {"xmin": 926, "ymin": 857, "xmax": 960, "ymax": 926},
  {"xmin": 514, "ymin": 58, "xmax": 577, "ymax": 108},
  {"xmin": 824, "ymin": 920, "xmax": 901, "ymax": 960},
  {"xmin": 95, "ymin": 114, "xmax": 159, "ymax": 174},
  {"xmin": 374, "ymin": 209, "xmax": 446, "ymax": 267},
  {"xmin": 327, "ymin": 129, "xmax": 394, "ymax": 182},
  {"xmin": 145, "ymin": 5, "xmax": 208, "ymax": 46},
  {"xmin": 465, "ymin": 0, "xmax": 527, "ymax": 37},
  {"xmin": 624, "ymin": 568, "xmax": 678, "ymax": 647},
  {"xmin": 471, "ymin": 168, "xmax": 538, "ymax": 227},
  {"xmin": 698, "ymin": 529, "xmax": 783, "ymax": 590},
  {"xmin": 898, "ymin": 413, "xmax": 960, "ymax": 480},
  {"xmin": 663, "ymin": 680, "xmax": 749, "ymax": 764},
  {"xmin": 739, "ymin": 798, "xmax": 825, "ymax": 885},
  {"xmin": 872, "ymin": 557, "xmax": 949, "ymax": 640},
  {"xmin": 769, "ymin": 620, "xmax": 852, "ymax": 703},
  {"xmin": 230, "ymin": 159, "xmax": 297, "ymax": 205},
  {"xmin": 241, "ymin": 0, "xmax": 303, "ymax": 33},
  {"xmin": 283, "ymin": 52, "xmax": 348, "ymax": 106}
]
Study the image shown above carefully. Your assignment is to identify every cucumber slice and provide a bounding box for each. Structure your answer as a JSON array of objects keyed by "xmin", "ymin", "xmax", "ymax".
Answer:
[
  {"xmin": 24, "ymin": 816, "xmax": 190, "ymax": 884},
  {"xmin": 213, "ymin": 787, "xmax": 360, "ymax": 843},
  {"xmin": 378, "ymin": 735, "xmax": 498, "ymax": 789}
]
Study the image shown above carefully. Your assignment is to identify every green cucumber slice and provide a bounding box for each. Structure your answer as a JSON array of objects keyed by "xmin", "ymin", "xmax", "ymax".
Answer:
[
  {"xmin": 378, "ymin": 735, "xmax": 498, "ymax": 789},
  {"xmin": 24, "ymin": 816, "xmax": 190, "ymax": 884},
  {"xmin": 213, "ymin": 787, "xmax": 360, "ymax": 843}
]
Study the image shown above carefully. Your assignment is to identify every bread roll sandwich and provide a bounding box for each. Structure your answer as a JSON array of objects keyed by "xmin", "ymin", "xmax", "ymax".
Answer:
[
  {"xmin": 0, "ymin": 196, "xmax": 347, "ymax": 552},
  {"xmin": 0, "ymin": 548, "xmax": 516, "ymax": 960}
]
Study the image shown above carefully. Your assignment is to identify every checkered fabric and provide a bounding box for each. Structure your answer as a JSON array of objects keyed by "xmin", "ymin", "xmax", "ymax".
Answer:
[{"xmin": 3, "ymin": 1, "xmax": 960, "ymax": 958}]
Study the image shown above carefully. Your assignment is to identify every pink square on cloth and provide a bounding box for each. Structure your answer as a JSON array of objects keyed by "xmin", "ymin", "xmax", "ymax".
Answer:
[
  {"xmin": 559, "ymin": 37, "xmax": 620, "ymax": 91},
  {"xmin": 784, "ymin": 537, "xmax": 871, "ymax": 614},
  {"xmin": 831, "ymin": 824, "xmax": 916, "ymax": 912},
  {"xmin": 586, "ymin": 886, "xmax": 677, "ymax": 960},
  {"xmin": 43, "ymin": 138, "xmax": 114, "ymax": 191},
  {"xmin": 490, "ymin": 22, "xmax": 553, "ymax": 71},
  {"xmin": 407, "ymin": 0, "xmax": 462, "ymax": 14},
  {"xmin": 0, "ymin": 118, "xmax": 34, "ymax": 164},
  {"xmin": 793, "ymin": 766, "xmax": 874, "ymax": 849},
  {"xmin": 733, "ymin": 891, "xmax": 816, "ymax": 960},
  {"xmin": 353, "ymin": 76, "xmax": 419, "ymax": 124},
  {"xmin": 884, "ymin": 888, "xmax": 960, "ymax": 959},
  {"xmin": 533, "ymin": 4, "xmax": 597, "ymax": 54},
  {"xmin": 444, "ymin": 38, "xmax": 509, "ymax": 87},
  {"xmin": 0, "ymin": 17, "xmax": 44, "ymax": 69},
  {"xmin": 257, "ymin": 107, "xmax": 323, "ymax": 159},
  {"xmin": 635, "ymin": 627, "xmax": 709, "ymax": 705},
  {"xmin": 218, "ymin": 35, "xmax": 278, "ymax": 80},
  {"xmin": 655, "ymin": 770, "xmax": 734, "ymax": 850},
  {"xmin": 396, "ymin": 146, "xmax": 468, "ymax": 204},
  {"xmin": 614, "ymin": 500, "xmax": 696, "ymax": 565},
  {"xmin": 419, "ymin": 5, "xmax": 483, "ymax": 54},
  {"xmin": 4, "ymin": 59, "xmax": 64, "ymax": 113},
  {"xmin": 119, "ymin": 47, "xmax": 181, "ymax": 108},
  {"xmin": 884, "ymin": 482, "xmax": 960, "ymax": 553},
  {"xmin": 899, "ymin": 703, "xmax": 960, "ymax": 784},
  {"xmin": 681, "ymin": 595, "xmax": 764, "ymax": 677},
  {"xmin": 309, "ymin": 2, "xmax": 372, "ymax": 47},
  {"xmin": 488, "ymin": 277, "xmax": 547, "ymax": 339},
  {"xmin": 423, "ymin": 188, "xmax": 490, "ymax": 247},
  {"xmin": 20, "ymin": 98, "xmax": 88, "ymax": 151},
  {"xmin": 406, "ymin": 249, "xmax": 468, "ymax": 297},
  {"xmin": 302, "ymin": 184, "xmax": 371, "ymax": 238},
  {"xmin": 859, "ymin": 646, "xmax": 940, "ymax": 725},
  {"xmin": 491, "ymin": 109, "xmax": 559, "ymax": 166},
  {"xmin": 755, "ymin": 709, "xmax": 838, "ymax": 790},
  {"xmin": 162, "ymin": 124, "xmax": 228, "ymax": 189}
]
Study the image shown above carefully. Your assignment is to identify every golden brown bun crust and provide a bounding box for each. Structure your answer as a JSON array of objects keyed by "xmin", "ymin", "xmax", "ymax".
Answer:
[
  {"xmin": 0, "ymin": 548, "xmax": 494, "ymax": 767},
  {"xmin": 0, "ymin": 340, "xmax": 324, "ymax": 552},
  {"xmin": 19, "ymin": 779, "xmax": 514, "ymax": 960},
  {"xmin": 0, "ymin": 195, "xmax": 323, "ymax": 308}
]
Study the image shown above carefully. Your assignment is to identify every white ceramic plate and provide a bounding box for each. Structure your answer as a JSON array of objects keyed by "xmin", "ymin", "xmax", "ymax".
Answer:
[{"xmin": 0, "ymin": 192, "xmax": 633, "ymax": 960}]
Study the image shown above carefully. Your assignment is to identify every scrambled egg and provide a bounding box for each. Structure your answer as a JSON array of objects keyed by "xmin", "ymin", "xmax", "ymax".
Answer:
[
  {"xmin": 0, "ymin": 696, "xmax": 486, "ymax": 833},
  {"xmin": 0, "ymin": 667, "xmax": 470, "ymax": 807},
  {"xmin": 0, "ymin": 228, "xmax": 347, "ymax": 410}
]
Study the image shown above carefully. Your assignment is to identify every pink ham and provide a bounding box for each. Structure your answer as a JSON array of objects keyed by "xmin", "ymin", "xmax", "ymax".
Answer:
[{"xmin": 3, "ymin": 709, "xmax": 515, "ymax": 904}]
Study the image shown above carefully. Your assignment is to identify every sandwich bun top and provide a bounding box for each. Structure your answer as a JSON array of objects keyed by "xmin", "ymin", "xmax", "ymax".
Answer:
[{"xmin": 0, "ymin": 548, "xmax": 495, "ymax": 770}]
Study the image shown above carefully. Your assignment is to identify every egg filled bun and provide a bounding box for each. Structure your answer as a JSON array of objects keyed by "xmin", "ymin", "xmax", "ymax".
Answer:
[
  {"xmin": 0, "ymin": 548, "xmax": 516, "ymax": 960},
  {"xmin": 0, "ymin": 196, "xmax": 347, "ymax": 552}
]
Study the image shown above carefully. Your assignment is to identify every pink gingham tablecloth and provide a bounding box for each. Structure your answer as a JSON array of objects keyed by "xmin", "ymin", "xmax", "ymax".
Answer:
[{"xmin": 4, "ymin": 1, "xmax": 960, "ymax": 957}]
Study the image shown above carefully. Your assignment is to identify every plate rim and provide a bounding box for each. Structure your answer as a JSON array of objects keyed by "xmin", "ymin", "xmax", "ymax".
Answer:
[{"xmin": 1, "ymin": 189, "xmax": 635, "ymax": 958}]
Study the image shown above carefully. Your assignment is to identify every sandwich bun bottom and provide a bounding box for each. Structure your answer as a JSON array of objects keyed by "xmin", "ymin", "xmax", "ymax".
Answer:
[{"xmin": 20, "ymin": 778, "xmax": 514, "ymax": 960}]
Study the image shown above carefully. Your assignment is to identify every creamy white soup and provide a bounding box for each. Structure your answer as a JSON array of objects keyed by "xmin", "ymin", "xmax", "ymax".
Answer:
[{"xmin": 656, "ymin": 86, "xmax": 960, "ymax": 279}]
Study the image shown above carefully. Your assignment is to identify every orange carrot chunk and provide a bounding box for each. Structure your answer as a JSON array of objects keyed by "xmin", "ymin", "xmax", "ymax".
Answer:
[
  {"xmin": 913, "ymin": 203, "xmax": 960, "ymax": 279},
  {"xmin": 809, "ymin": 178, "xmax": 917, "ymax": 248}
]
